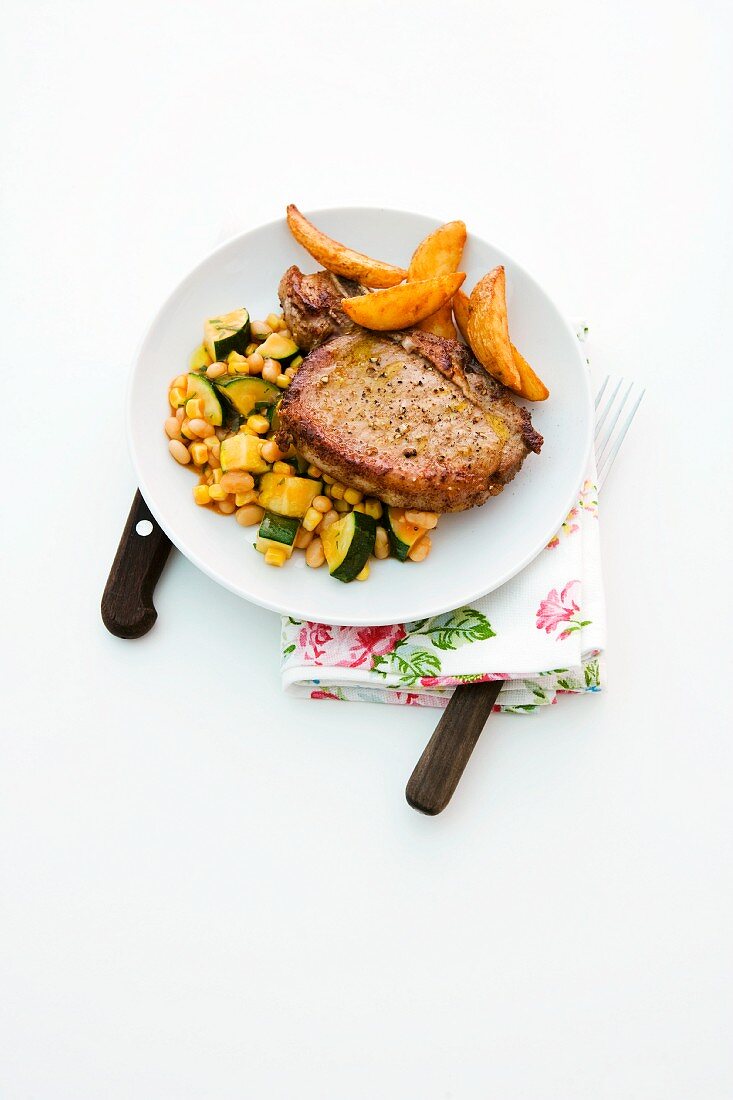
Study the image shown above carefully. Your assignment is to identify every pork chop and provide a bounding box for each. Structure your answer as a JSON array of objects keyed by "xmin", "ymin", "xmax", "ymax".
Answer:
[
  {"xmin": 278, "ymin": 265, "xmax": 366, "ymax": 351},
  {"xmin": 276, "ymin": 268, "xmax": 542, "ymax": 512}
]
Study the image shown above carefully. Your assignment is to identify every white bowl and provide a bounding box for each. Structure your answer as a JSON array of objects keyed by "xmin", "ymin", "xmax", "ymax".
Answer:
[{"xmin": 128, "ymin": 208, "xmax": 592, "ymax": 626}]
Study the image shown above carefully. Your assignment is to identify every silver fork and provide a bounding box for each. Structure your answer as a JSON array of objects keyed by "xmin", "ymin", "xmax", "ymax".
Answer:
[
  {"xmin": 406, "ymin": 374, "xmax": 645, "ymax": 815},
  {"xmin": 593, "ymin": 375, "xmax": 645, "ymax": 488}
]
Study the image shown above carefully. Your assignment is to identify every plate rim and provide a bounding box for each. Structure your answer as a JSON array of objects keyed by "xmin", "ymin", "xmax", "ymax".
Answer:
[{"xmin": 127, "ymin": 206, "xmax": 593, "ymax": 626}]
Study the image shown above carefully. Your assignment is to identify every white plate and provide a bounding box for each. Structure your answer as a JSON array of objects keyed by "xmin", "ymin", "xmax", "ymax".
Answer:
[{"xmin": 128, "ymin": 208, "xmax": 592, "ymax": 626}]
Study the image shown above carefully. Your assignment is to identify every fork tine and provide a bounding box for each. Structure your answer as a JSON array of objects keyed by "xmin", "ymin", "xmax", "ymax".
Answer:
[
  {"xmin": 594, "ymin": 377, "xmax": 623, "ymax": 440},
  {"xmin": 595, "ymin": 380, "xmax": 633, "ymax": 468},
  {"xmin": 594, "ymin": 374, "xmax": 610, "ymax": 411},
  {"xmin": 597, "ymin": 388, "xmax": 645, "ymax": 489}
]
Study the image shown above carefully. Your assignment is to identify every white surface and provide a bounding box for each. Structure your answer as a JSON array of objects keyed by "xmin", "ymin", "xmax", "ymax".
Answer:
[
  {"xmin": 131, "ymin": 207, "xmax": 591, "ymax": 624},
  {"xmin": 1, "ymin": 1, "xmax": 731, "ymax": 1097}
]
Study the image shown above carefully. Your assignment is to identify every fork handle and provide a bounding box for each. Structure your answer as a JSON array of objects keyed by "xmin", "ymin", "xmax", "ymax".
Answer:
[
  {"xmin": 405, "ymin": 679, "xmax": 504, "ymax": 815},
  {"xmin": 101, "ymin": 490, "xmax": 173, "ymax": 638}
]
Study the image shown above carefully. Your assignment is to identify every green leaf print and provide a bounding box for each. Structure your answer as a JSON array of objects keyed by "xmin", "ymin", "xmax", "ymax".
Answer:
[
  {"xmin": 405, "ymin": 608, "xmax": 496, "ymax": 651},
  {"xmin": 584, "ymin": 658, "xmax": 600, "ymax": 689},
  {"xmin": 373, "ymin": 647, "xmax": 441, "ymax": 686}
]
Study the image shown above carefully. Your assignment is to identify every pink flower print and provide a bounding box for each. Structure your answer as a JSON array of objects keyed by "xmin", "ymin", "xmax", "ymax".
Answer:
[
  {"xmin": 536, "ymin": 580, "xmax": 591, "ymax": 640},
  {"xmin": 547, "ymin": 506, "xmax": 580, "ymax": 549},
  {"xmin": 298, "ymin": 621, "xmax": 333, "ymax": 663},
  {"xmin": 310, "ymin": 689, "xmax": 341, "ymax": 701},
  {"xmin": 346, "ymin": 624, "xmax": 407, "ymax": 668}
]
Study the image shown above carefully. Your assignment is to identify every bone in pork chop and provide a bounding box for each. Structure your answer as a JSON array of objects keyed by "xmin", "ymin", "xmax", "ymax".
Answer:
[{"xmin": 276, "ymin": 268, "xmax": 542, "ymax": 513}]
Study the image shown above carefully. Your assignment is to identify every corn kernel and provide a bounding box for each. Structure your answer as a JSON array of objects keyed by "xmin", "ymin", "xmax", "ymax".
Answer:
[
  {"xmin": 190, "ymin": 442, "xmax": 208, "ymax": 465},
  {"xmin": 353, "ymin": 502, "xmax": 367, "ymax": 513},
  {"xmin": 330, "ymin": 482, "xmax": 345, "ymax": 499},
  {"xmin": 245, "ymin": 342, "xmax": 257, "ymax": 355},
  {"xmin": 333, "ymin": 498, "xmax": 350, "ymax": 512},
  {"xmin": 169, "ymin": 387, "xmax": 186, "ymax": 408},
  {"xmin": 272, "ymin": 461, "xmax": 294, "ymax": 475},
  {"xmin": 355, "ymin": 563, "xmax": 370, "ymax": 581},
  {"xmin": 228, "ymin": 360, "xmax": 239, "ymax": 374},
  {"xmin": 264, "ymin": 546, "xmax": 287, "ymax": 567},
  {"xmin": 321, "ymin": 473, "xmax": 334, "ymax": 485},
  {"xmin": 276, "ymin": 374, "xmax": 290, "ymax": 389},
  {"xmin": 307, "ymin": 464, "xmax": 322, "ymax": 478},
  {"xmin": 266, "ymin": 312, "xmax": 283, "ymax": 331},
  {"xmin": 302, "ymin": 507, "xmax": 322, "ymax": 532},
  {"xmin": 227, "ymin": 351, "xmax": 249, "ymax": 374},
  {"xmin": 235, "ymin": 490, "xmax": 259, "ymax": 506},
  {"xmin": 364, "ymin": 499, "xmax": 383, "ymax": 520},
  {"xmin": 212, "ymin": 469, "xmax": 223, "ymax": 484},
  {"xmin": 246, "ymin": 414, "xmax": 270, "ymax": 435},
  {"xmin": 185, "ymin": 398, "xmax": 203, "ymax": 419},
  {"xmin": 180, "ymin": 420, "xmax": 197, "ymax": 441},
  {"xmin": 344, "ymin": 488, "xmax": 363, "ymax": 505},
  {"xmin": 209, "ymin": 484, "xmax": 227, "ymax": 501},
  {"xmin": 193, "ymin": 484, "xmax": 211, "ymax": 505}
]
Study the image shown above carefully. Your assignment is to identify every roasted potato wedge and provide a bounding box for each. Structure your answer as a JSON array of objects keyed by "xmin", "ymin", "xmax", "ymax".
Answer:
[
  {"xmin": 408, "ymin": 221, "xmax": 466, "ymax": 339},
  {"xmin": 341, "ymin": 273, "xmax": 465, "ymax": 332},
  {"xmin": 452, "ymin": 288, "xmax": 471, "ymax": 344},
  {"xmin": 286, "ymin": 204, "xmax": 406, "ymax": 289},
  {"xmin": 506, "ymin": 344, "xmax": 550, "ymax": 401},
  {"xmin": 467, "ymin": 267, "xmax": 521, "ymax": 390},
  {"xmin": 455, "ymin": 287, "xmax": 548, "ymax": 399}
]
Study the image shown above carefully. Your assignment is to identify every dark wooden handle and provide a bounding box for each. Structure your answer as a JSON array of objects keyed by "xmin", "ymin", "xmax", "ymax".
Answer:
[
  {"xmin": 405, "ymin": 679, "xmax": 504, "ymax": 815},
  {"xmin": 101, "ymin": 490, "xmax": 173, "ymax": 639}
]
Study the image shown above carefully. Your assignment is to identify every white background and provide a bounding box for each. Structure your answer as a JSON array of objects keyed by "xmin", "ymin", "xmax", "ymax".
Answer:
[{"xmin": 2, "ymin": 1, "xmax": 731, "ymax": 1097}]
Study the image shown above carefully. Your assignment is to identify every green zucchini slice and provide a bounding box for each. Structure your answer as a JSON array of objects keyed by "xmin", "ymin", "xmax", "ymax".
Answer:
[
  {"xmin": 256, "ymin": 512, "xmax": 299, "ymax": 559},
  {"xmin": 321, "ymin": 511, "xmax": 376, "ymax": 583},
  {"xmin": 186, "ymin": 373, "xmax": 223, "ymax": 426},
  {"xmin": 215, "ymin": 376, "xmax": 280, "ymax": 417},
  {"xmin": 204, "ymin": 308, "xmax": 251, "ymax": 361},
  {"xmin": 257, "ymin": 332, "xmax": 299, "ymax": 364},
  {"xmin": 384, "ymin": 507, "xmax": 425, "ymax": 561}
]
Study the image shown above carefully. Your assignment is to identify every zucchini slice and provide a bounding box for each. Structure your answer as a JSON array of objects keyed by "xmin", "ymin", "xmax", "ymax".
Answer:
[
  {"xmin": 204, "ymin": 308, "xmax": 251, "ymax": 360},
  {"xmin": 321, "ymin": 511, "xmax": 376, "ymax": 583},
  {"xmin": 215, "ymin": 376, "xmax": 280, "ymax": 417},
  {"xmin": 259, "ymin": 473, "xmax": 322, "ymax": 518},
  {"xmin": 186, "ymin": 373, "xmax": 223, "ymax": 426},
  {"xmin": 189, "ymin": 343, "xmax": 212, "ymax": 372},
  {"xmin": 257, "ymin": 332, "xmax": 299, "ymax": 364},
  {"xmin": 384, "ymin": 507, "xmax": 424, "ymax": 561},
  {"xmin": 256, "ymin": 512, "xmax": 299, "ymax": 559},
  {"xmin": 220, "ymin": 434, "xmax": 269, "ymax": 474}
]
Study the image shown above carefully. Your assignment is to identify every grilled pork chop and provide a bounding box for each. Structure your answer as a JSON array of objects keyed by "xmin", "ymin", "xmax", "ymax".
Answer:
[{"xmin": 276, "ymin": 267, "xmax": 543, "ymax": 513}]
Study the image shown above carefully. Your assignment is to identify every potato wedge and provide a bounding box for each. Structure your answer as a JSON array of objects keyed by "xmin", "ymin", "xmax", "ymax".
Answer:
[
  {"xmin": 408, "ymin": 221, "xmax": 466, "ymax": 339},
  {"xmin": 467, "ymin": 267, "xmax": 521, "ymax": 389},
  {"xmin": 455, "ymin": 287, "xmax": 548, "ymax": 399},
  {"xmin": 341, "ymin": 273, "xmax": 466, "ymax": 331},
  {"xmin": 452, "ymin": 288, "xmax": 471, "ymax": 344},
  {"xmin": 408, "ymin": 221, "xmax": 467, "ymax": 281},
  {"xmin": 286, "ymin": 204, "xmax": 406, "ymax": 288},
  {"xmin": 506, "ymin": 344, "xmax": 550, "ymax": 401}
]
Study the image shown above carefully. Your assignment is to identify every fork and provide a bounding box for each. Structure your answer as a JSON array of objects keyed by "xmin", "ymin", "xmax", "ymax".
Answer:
[{"xmin": 405, "ymin": 376, "xmax": 645, "ymax": 815}]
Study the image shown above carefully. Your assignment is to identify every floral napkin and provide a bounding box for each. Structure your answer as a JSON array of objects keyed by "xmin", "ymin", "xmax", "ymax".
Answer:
[{"xmin": 280, "ymin": 330, "xmax": 605, "ymax": 714}]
